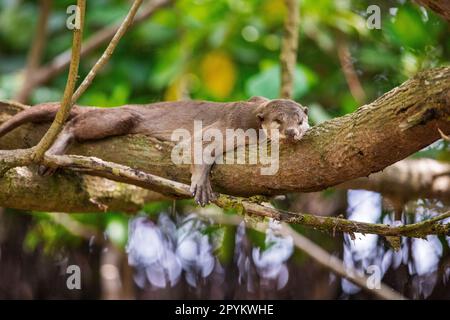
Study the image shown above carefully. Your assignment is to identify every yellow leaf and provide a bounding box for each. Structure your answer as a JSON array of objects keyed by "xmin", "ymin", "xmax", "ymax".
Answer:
[
  {"xmin": 164, "ymin": 76, "xmax": 189, "ymax": 101},
  {"xmin": 201, "ymin": 51, "xmax": 236, "ymax": 99},
  {"xmin": 262, "ymin": 0, "xmax": 286, "ymax": 24},
  {"xmin": 164, "ymin": 79, "xmax": 181, "ymax": 101}
]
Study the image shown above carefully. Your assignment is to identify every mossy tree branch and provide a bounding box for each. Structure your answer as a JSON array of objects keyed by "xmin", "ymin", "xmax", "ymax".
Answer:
[
  {"xmin": 0, "ymin": 164, "xmax": 164, "ymax": 213},
  {"xmin": 4, "ymin": 67, "xmax": 448, "ymax": 196}
]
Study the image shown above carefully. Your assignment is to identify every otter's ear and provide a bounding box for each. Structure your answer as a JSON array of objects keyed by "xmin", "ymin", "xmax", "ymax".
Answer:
[
  {"xmin": 249, "ymin": 96, "xmax": 269, "ymax": 104},
  {"xmin": 303, "ymin": 106, "xmax": 308, "ymax": 115}
]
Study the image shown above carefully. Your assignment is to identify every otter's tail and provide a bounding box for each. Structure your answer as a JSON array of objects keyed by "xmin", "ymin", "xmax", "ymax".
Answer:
[{"xmin": 0, "ymin": 102, "xmax": 81, "ymax": 138}]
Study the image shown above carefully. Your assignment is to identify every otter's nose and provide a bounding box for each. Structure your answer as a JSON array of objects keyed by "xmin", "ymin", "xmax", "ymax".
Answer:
[{"xmin": 285, "ymin": 128, "xmax": 297, "ymax": 138}]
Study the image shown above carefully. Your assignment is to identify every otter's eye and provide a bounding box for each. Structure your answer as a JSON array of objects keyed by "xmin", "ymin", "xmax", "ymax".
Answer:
[
  {"xmin": 275, "ymin": 119, "xmax": 282, "ymax": 125},
  {"xmin": 298, "ymin": 119, "xmax": 303, "ymax": 125}
]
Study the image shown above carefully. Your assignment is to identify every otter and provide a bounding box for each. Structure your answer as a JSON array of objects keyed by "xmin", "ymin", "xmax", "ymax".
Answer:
[{"xmin": 0, "ymin": 96, "xmax": 309, "ymax": 205}]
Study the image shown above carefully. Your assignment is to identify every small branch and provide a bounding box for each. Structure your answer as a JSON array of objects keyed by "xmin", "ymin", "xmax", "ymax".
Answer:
[
  {"xmin": 243, "ymin": 202, "xmax": 450, "ymax": 238},
  {"xmin": 0, "ymin": 149, "xmax": 33, "ymax": 176},
  {"xmin": 14, "ymin": 0, "xmax": 51, "ymax": 103},
  {"xmin": 1, "ymin": 134, "xmax": 448, "ymax": 238},
  {"xmin": 30, "ymin": 0, "xmax": 171, "ymax": 89},
  {"xmin": 41, "ymin": 153, "xmax": 450, "ymax": 238},
  {"xmin": 32, "ymin": 0, "xmax": 86, "ymax": 162},
  {"xmin": 280, "ymin": 223, "xmax": 406, "ymax": 300},
  {"xmin": 47, "ymin": 212, "xmax": 100, "ymax": 241},
  {"xmin": 279, "ymin": 0, "xmax": 300, "ymax": 99},
  {"xmin": 71, "ymin": 0, "xmax": 144, "ymax": 102},
  {"xmin": 337, "ymin": 39, "xmax": 366, "ymax": 105},
  {"xmin": 44, "ymin": 154, "xmax": 191, "ymax": 198},
  {"xmin": 34, "ymin": 0, "xmax": 143, "ymax": 161}
]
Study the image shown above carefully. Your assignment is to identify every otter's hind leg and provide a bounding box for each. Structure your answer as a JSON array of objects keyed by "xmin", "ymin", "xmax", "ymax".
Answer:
[
  {"xmin": 38, "ymin": 127, "xmax": 75, "ymax": 175},
  {"xmin": 38, "ymin": 110, "xmax": 137, "ymax": 175}
]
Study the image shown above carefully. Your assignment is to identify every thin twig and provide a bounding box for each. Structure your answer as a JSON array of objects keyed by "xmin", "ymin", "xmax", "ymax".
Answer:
[
  {"xmin": 279, "ymin": 0, "xmax": 300, "ymax": 99},
  {"xmin": 72, "ymin": 0, "xmax": 144, "ymax": 102},
  {"xmin": 46, "ymin": 212, "xmax": 101, "ymax": 241},
  {"xmin": 280, "ymin": 223, "xmax": 406, "ymax": 300},
  {"xmin": 30, "ymin": 0, "xmax": 171, "ymax": 89},
  {"xmin": 337, "ymin": 39, "xmax": 366, "ymax": 104},
  {"xmin": 14, "ymin": 0, "xmax": 51, "ymax": 103},
  {"xmin": 197, "ymin": 210, "xmax": 405, "ymax": 300},
  {"xmin": 31, "ymin": 0, "xmax": 86, "ymax": 161},
  {"xmin": 243, "ymin": 201, "xmax": 450, "ymax": 238},
  {"xmin": 33, "ymin": 0, "xmax": 144, "ymax": 161},
  {"xmin": 0, "ymin": 149, "xmax": 34, "ymax": 176}
]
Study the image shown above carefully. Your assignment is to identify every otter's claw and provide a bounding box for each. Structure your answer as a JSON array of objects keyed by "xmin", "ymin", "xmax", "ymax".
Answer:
[
  {"xmin": 38, "ymin": 165, "xmax": 57, "ymax": 176},
  {"xmin": 190, "ymin": 177, "xmax": 216, "ymax": 206}
]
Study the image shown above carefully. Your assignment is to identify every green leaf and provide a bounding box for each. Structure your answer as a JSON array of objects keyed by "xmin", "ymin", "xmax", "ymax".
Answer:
[
  {"xmin": 385, "ymin": 6, "xmax": 441, "ymax": 51},
  {"xmin": 246, "ymin": 64, "xmax": 317, "ymax": 99},
  {"xmin": 308, "ymin": 103, "xmax": 332, "ymax": 125},
  {"xmin": 212, "ymin": 225, "xmax": 236, "ymax": 265}
]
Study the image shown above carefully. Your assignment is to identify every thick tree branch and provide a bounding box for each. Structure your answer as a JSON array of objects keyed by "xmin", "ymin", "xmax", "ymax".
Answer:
[
  {"xmin": 3, "ymin": 143, "xmax": 447, "ymax": 215},
  {"xmin": 0, "ymin": 68, "xmax": 449, "ymax": 238},
  {"xmin": 1, "ymin": 67, "xmax": 449, "ymax": 195},
  {"xmin": 0, "ymin": 165, "xmax": 164, "ymax": 213}
]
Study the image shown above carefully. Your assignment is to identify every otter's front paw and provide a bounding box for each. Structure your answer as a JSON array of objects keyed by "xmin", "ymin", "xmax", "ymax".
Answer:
[
  {"xmin": 37, "ymin": 165, "xmax": 58, "ymax": 176},
  {"xmin": 190, "ymin": 177, "xmax": 217, "ymax": 206}
]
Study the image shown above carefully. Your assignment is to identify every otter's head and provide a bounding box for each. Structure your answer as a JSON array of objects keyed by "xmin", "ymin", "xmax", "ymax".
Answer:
[{"xmin": 256, "ymin": 98, "xmax": 309, "ymax": 141}]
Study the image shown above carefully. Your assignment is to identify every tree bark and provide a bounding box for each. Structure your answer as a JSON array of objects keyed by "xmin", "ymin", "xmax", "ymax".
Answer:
[
  {"xmin": 0, "ymin": 166, "xmax": 164, "ymax": 212},
  {"xmin": 415, "ymin": 0, "xmax": 450, "ymax": 21},
  {"xmin": 0, "ymin": 67, "xmax": 449, "ymax": 212}
]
